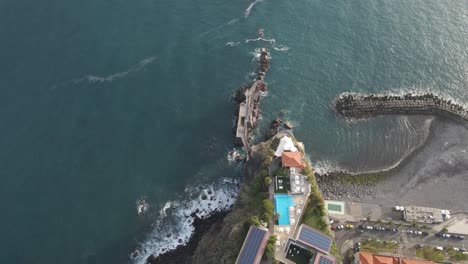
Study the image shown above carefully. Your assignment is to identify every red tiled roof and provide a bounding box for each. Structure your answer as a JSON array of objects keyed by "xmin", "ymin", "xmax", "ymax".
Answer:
[
  {"xmin": 358, "ymin": 253, "xmax": 434, "ymax": 264},
  {"xmin": 281, "ymin": 152, "xmax": 303, "ymax": 168}
]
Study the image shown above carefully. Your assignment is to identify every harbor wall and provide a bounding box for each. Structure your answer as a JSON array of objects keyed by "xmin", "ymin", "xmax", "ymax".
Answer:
[{"xmin": 335, "ymin": 93, "xmax": 468, "ymax": 122}]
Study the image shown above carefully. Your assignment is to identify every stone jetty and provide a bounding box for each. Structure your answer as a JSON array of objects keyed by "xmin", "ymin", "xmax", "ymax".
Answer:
[
  {"xmin": 335, "ymin": 92, "xmax": 468, "ymax": 122},
  {"xmin": 234, "ymin": 48, "xmax": 271, "ymax": 159}
]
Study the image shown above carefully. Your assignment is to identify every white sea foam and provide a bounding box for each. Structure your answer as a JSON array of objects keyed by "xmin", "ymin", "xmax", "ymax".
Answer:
[
  {"xmin": 245, "ymin": 37, "xmax": 276, "ymax": 44},
  {"xmin": 131, "ymin": 178, "xmax": 240, "ymax": 264},
  {"xmin": 50, "ymin": 56, "xmax": 157, "ymax": 90},
  {"xmin": 226, "ymin": 41, "xmax": 241, "ymax": 47},
  {"xmin": 272, "ymin": 45, "xmax": 290, "ymax": 52},
  {"xmin": 244, "ymin": 0, "xmax": 263, "ymax": 18},
  {"xmin": 86, "ymin": 56, "xmax": 157, "ymax": 83}
]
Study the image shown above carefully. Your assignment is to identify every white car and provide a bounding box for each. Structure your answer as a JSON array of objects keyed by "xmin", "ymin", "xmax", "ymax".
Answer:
[
  {"xmin": 416, "ymin": 231, "xmax": 422, "ymax": 235},
  {"xmin": 442, "ymin": 234, "xmax": 451, "ymax": 238}
]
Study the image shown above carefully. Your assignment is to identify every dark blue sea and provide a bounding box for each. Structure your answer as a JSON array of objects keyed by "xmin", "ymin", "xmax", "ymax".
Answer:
[{"xmin": 0, "ymin": 0, "xmax": 466, "ymax": 263}]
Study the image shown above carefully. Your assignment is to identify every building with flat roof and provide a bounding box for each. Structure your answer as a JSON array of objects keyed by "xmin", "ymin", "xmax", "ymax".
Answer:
[
  {"xmin": 313, "ymin": 252, "xmax": 336, "ymax": 264},
  {"xmin": 446, "ymin": 219, "xmax": 468, "ymax": 236},
  {"xmin": 235, "ymin": 225, "xmax": 270, "ymax": 264},
  {"xmin": 355, "ymin": 252, "xmax": 435, "ymax": 264},
  {"xmin": 403, "ymin": 206, "xmax": 444, "ymax": 224},
  {"xmin": 295, "ymin": 224, "xmax": 333, "ymax": 253}
]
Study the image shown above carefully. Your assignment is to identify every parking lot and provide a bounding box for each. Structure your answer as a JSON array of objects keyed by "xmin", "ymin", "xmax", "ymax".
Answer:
[{"xmin": 332, "ymin": 221, "xmax": 466, "ymax": 258}]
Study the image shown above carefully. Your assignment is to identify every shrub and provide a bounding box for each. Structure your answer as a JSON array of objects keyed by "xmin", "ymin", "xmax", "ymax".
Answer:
[
  {"xmin": 249, "ymin": 216, "xmax": 261, "ymax": 226},
  {"xmin": 261, "ymin": 199, "xmax": 274, "ymax": 221},
  {"xmin": 263, "ymin": 235, "xmax": 277, "ymax": 259},
  {"xmin": 264, "ymin": 176, "xmax": 272, "ymax": 186}
]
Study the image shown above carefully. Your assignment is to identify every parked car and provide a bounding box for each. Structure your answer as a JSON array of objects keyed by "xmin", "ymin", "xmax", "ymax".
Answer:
[
  {"xmin": 357, "ymin": 229, "xmax": 364, "ymax": 233},
  {"xmin": 416, "ymin": 231, "xmax": 423, "ymax": 235},
  {"xmin": 456, "ymin": 235, "xmax": 465, "ymax": 240},
  {"xmin": 354, "ymin": 243, "xmax": 361, "ymax": 252},
  {"xmin": 366, "ymin": 226, "xmax": 373, "ymax": 230},
  {"xmin": 453, "ymin": 248, "xmax": 460, "ymax": 251},
  {"xmin": 422, "ymin": 231, "xmax": 429, "ymax": 236},
  {"xmin": 442, "ymin": 233, "xmax": 451, "ymax": 238},
  {"xmin": 436, "ymin": 233, "xmax": 443, "ymax": 237},
  {"xmin": 435, "ymin": 247, "xmax": 443, "ymax": 251},
  {"xmin": 406, "ymin": 230, "xmax": 414, "ymax": 234},
  {"xmin": 331, "ymin": 226, "xmax": 337, "ymax": 230},
  {"xmin": 337, "ymin": 225, "xmax": 344, "ymax": 230},
  {"xmin": 346, "ymin": 224, "xmax": 354, "ymax": 229},
  {"xmin": 330, "ymin": 219, "xmax": 335, "ymax": 224}
]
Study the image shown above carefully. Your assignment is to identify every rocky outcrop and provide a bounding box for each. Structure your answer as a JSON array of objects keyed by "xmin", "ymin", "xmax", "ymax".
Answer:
[
  {"xmin": 144, "ymin": 211, "xmax": 229, "ymax": 264},
  {"xmin": 335, "ymin": 93, "xmax": 468, "ymax": 122},
  {"xmin": 234, "ymin": 48, "xmax": 271, "ymax": 155}
]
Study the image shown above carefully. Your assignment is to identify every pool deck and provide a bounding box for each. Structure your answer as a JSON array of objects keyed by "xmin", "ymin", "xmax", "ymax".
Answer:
[{"xmin": 273, "ymin": 176, "xmax": 311, "ymax": 264}]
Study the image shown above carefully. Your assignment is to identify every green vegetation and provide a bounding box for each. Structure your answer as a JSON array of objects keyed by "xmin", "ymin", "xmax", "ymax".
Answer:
[
  {"xmin": 442, "ymin": 227, "xmax": 448, "ymax": 233},
  {"xmin": 261, "ymin": 199, "xmax": 275, "ymax": 222},
  {"xmin": 263, "ymin": 235, "xmax": 277, "ymax": 259},
  {"xmin": 274, "ymin": 167, "xmax": 289, "ymax": 177},
  {"xmin": 416, "ymin": 246, "xmax": 445, "ymax": 262},
  {"xmin": 249, "ymin": 216, "xmax": 261, "ymax": 226},
  {"xmin": 299, "ymin": 164, "xmax": 328, "ymax": 234},
  {"xmin": 336, "ymin": 171, "xmax": 390, "ymax": 185},
  {"xmin": 360, "ymin": 239, "xmax": 399, "ymax": 254},
  {"xmin": 192, "ymin": 140, "xmax": 276, "ymax": 263},
  {"xmin": 264, "ymin": 176, "xmax": 272, "ymax": 186},
  {"xmin": 446, "ymin": 247, "xmax": 468, "ymax": 261}
]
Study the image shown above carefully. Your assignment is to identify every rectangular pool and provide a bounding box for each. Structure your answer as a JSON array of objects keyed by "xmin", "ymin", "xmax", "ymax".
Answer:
[{"xmin": 274, "ymin": 194, "xmax": 294, "ymax": 225}]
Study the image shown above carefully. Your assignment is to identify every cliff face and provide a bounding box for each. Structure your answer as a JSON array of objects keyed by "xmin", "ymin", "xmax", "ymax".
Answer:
[{"xmin": 192, "ymin": 140, "xmax": 273, "ymax": 264}]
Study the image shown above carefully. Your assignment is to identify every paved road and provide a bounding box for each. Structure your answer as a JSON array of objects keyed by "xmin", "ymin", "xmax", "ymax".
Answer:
[{"xmin": 335, "ymin": 227, "xmax": 466, "ymax": 256}]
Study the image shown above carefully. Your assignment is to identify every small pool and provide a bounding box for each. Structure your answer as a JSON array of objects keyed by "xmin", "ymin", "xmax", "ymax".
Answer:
[{"xmin": 274, "ymin": 194, "xmax": 294, "ymax": 225}]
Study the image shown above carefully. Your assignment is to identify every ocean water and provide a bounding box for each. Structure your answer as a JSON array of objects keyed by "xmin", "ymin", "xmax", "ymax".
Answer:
[{"xmin": 0, "ymin": 0, "xmax": 466, "ymax": 263}]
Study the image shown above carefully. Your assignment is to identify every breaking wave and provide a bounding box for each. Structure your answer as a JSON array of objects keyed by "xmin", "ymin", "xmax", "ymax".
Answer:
[
  {"xmin": 245, "ymin": 37, "xmax": 276, "ymax": 44},
  {"xmin": 226, "ymin": 41, "xmax": 241, "ymax": 47},
  {"xmin": 85, "ymin": 56, "xmax": 157, "ymax": 83},
  {"xmin": 244, "ymin": 0, "xmax": 263, "ymax": 18},
  {"xmin": 272, "ymin": 45, "xmax": 290, "ymax": 52},
  {"xmin": 50, "ymin": 56, "xmax": 157, "ymax": 90},
  {"xmin": 131, "ymin": 178, "xmax": 240, "ymax": 264}
]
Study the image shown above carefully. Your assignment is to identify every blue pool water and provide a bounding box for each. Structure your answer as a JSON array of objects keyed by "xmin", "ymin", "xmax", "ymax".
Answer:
[{"xmin": 274, "ymin": 194, "xmax": 294, "ymax": 225}]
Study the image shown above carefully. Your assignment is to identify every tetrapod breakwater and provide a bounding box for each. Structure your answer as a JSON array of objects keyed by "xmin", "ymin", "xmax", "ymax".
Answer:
[{"xmin": 335, "ymin": 93, "xmax": 468, "ymax": 122}]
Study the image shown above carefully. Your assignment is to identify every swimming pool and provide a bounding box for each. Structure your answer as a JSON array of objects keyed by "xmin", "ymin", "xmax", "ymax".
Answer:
[{"xmin": 274, "ymin": 194, "xmax": 294, "ymax": 225}]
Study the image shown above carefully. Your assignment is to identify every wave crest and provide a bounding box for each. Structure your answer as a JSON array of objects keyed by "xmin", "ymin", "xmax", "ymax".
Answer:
[{"xmin": 131, "ymin": 178, "xmax": 240, "ymax": 263}]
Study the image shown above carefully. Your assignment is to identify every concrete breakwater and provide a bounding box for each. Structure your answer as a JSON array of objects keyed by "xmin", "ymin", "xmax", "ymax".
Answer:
[
  {"xmin": 335, "ymin": 93, "xmax": 468, "ymax": 122},
  {"xmin": 233, "ymin": 48, "xmax": 271, "ymax": 158}
]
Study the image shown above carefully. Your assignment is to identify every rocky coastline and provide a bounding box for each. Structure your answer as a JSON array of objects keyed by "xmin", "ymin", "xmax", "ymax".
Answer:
[
  {"xmin": 143, "ymin": 211, "xmax": 229, "ymax": 264},
  {"xmin": 316, "ymin": 171, "xmax": 385, "ymax": 201}
]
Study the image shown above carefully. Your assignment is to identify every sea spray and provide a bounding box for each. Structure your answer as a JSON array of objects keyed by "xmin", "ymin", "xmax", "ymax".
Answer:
[{"xmin": 131, "ymin": 178, "xmax": 240, "ymax": 264}]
